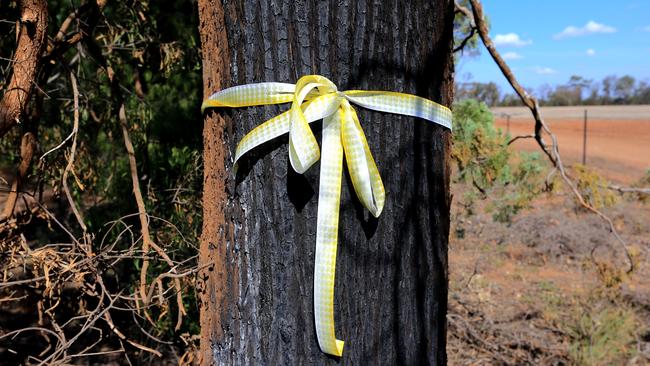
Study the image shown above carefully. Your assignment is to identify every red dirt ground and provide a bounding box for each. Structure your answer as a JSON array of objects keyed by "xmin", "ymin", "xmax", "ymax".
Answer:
[{"xmin": 494, "ymin": 118, "xmax": 650, "ymax": 184}]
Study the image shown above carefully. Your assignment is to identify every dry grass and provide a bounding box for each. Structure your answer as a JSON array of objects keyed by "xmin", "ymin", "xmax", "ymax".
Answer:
[{"xmin": 447, "ymin": 181, "xmax": 650, "ymax": 365}]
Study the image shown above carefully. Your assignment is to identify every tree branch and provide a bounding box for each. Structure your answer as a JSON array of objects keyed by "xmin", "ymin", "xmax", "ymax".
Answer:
[
  {"xmin": 43, "ymin": 1, "xmax": 105, "ymax": 63},
  {"xmin": 62, "ymin": 72, "xmax": 88, "ymax": 235},
  {"xmin": 507, "ymin": 134, "xmax": 535, "ymax": 145},
  {"xmin": 462, "ymin": 0, "xmax": 555, "ymax": 164},
  {"xmin": 114, "ymin": 71, "xmax": 186, "ymax": 329},
  {"xmin": 454, "ymin": 26, "xmax": 477, "ymax": 54},
  {"xmin": 606, "ymin": 185, "xmax": 650, "ymax": 195},
  {"xmin": 1, "ymin": 132, "xmax": 36, "ymax": 220}
]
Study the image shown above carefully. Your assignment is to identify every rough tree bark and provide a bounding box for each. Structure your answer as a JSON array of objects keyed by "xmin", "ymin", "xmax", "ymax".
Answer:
[
  {"xmin": 198, "ymin": 1, "xmax": 454, "ymax": 364},
  {"xmin": 0, "ymin": 0, "xmax": 48, "ymax": 138}
]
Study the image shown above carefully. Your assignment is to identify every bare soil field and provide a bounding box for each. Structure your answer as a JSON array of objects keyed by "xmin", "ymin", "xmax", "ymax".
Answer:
[
  {"xmin": 492, "ymin": 105, "xmax": 650, "ymax": 184},
  {"xmin": 493, "ymin": 105, "xmax": 650, "ymax": 120}
]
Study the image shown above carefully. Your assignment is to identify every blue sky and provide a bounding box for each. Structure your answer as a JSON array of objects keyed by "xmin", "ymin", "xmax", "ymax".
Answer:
[{"xmin": 458, "ymin": 1, "xmax": 650, "ymax": 92}]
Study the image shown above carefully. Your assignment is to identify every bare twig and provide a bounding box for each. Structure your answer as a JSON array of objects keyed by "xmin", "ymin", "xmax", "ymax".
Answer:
[
  {"xmin": 62, "ymin": 72, "xmax": 88, "ymax": 236},
  {"xmin": 118, "ymin": 97, "xmax": 185, "ymax": 329},
  {"xmin": 606, "ymin": 185, "xmax": 650, "ymax": 195},
  {"xmin": 454, "ymin": 26, "xmax": 477, "ymax": 54},
  {"xmin": 39, "ymin": 129, "xmax": 76, "ymax": 161},
  {"xmin": 461, "ymin": 0, "xmax": 634, "ymax": 272},
  {"xmin": 118, "ymin": 104, "xmax": 152, "ymax": 294},
  {"xmin": 507, "ymin": 134, "xmax": 535, "ymax": 145}
]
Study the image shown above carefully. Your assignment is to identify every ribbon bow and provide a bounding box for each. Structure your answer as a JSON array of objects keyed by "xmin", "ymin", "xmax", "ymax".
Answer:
[{"xmin": 202, "ymin": 75, "xmax": 452, "ymax": 356}]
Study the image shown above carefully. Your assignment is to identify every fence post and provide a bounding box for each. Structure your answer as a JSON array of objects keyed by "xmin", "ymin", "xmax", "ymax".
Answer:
[{"xmin": 582, "ymin": 109, "xmax": 587, "ymax": 165}]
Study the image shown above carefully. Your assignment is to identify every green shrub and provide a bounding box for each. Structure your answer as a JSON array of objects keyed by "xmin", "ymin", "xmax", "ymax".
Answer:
[
  {"xmin": 568, "ymin": 306, "xmax": 637, "ymax": 365},
  {"xmin": 452, "ymin": 99, "xmax": 512, "ymax": 191},
  {"xmin": 451, "ymin": 100, "xmax": 547, "ymax": 222},
  {"xmin": 490, "ymin": 152, "xmax": 546, "ymax": 222},
  {"xmin": 572, "ymin": 164, "xmax": 617, "ymax": 209}
]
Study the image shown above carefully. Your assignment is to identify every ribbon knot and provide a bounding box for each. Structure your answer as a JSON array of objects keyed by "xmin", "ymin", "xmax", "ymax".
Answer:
[{"xmin": 202, "ymin": 75, "xmax": 452, "ymax": 356}]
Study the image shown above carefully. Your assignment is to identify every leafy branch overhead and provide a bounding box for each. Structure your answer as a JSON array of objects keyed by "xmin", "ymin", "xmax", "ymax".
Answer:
[{"xmin": 452, "ymin": 100, "xmax": 546, "ymax": 222}]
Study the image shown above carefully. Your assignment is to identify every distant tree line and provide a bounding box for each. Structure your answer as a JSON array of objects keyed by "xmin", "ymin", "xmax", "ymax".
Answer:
[{"xmin": 456, "ymin": 75, "xmax": 650, "ymax": 106}]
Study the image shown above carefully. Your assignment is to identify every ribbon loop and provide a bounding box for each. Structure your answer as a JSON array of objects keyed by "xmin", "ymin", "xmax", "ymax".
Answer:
[
  {"xmin": 202, "ymin": 75, "xmax": 451, "ymax": 357},
  {"xmin": 233, "ymin": 93, "xmax": 342, "ymax": 168},
  {"xmin": 201, "ymin": 82, "xmax": 296, "ymax": 111},
  {"xmin": 340, "ymin": 100, "xmax": 385, "ymax": 217},
  {"xmin": 288, "ymin": 75, "xmax": 339, "ymax": 173}
]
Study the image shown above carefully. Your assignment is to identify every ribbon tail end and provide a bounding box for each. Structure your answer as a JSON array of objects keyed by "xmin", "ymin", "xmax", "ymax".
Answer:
[
  {"xmin": 200, "ymin": 100, "xmax": 210, "ymax": 113},
  {"xmin": 335, "ymin": 340, "xmax": 344, "ymax": 356}
]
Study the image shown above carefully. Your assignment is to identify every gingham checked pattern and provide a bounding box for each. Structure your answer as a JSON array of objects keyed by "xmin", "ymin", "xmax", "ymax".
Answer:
[
  {"xmin": 343, "ymin": 90, "xmax": 453, "ymax": 130},
  {"xmin": 314, "ymin": 107, "xmax": 345, "ymax": 356},
  {"xmin": 202, "ymin": 75, "xmax": 452, "ymax": 357},
  {"xmin": 202, "ymin": 82, "xmax": 296, "ymax": 107}
]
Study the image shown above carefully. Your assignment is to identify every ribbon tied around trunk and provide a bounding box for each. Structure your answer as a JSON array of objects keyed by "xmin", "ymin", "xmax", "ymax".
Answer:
[{"xmin": 201, "ymin": 75, "xmax": 452, "ymax": 356}]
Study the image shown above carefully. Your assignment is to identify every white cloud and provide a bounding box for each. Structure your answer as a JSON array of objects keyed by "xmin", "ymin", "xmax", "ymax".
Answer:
[
  {"xmin": 643, "ymin": 25, "xmax": 650, "ymax": 32},
  {"xmin": 493, "ymin": 33, "xmax": 532, "ymax": 47},
  {"xmin": 586, "ymin": 48, "xmax": 596, "ymax": 56},
  {"xmin": 533, "ymin": 66, "xmax": 556, "ymax": 75},
  {"xmin": 554, "ymin": 21, "xmax": 616, "ymax": 39},
  {"xmin": 502, "ymin": 52, "xmax": 523, "ymax": 60}
]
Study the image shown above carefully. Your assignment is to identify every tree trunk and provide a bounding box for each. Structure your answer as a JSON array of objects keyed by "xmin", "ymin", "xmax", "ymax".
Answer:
[
  {"xmin": 197, "ymin": 1, "xmax": 454, "ymax": 364},
  {"xmin": 0, "ymin": 0, "xmax": 47, "ymax": 138}
]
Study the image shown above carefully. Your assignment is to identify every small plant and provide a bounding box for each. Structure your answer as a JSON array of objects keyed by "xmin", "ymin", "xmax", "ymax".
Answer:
[
  {"xmin": 567, "ymin": 305, "xmax": 637, "ymax": 365},
  {"xmin": 572, "ymin": 164, "xmax": 617, "ymax": 209},
  {"xmin": 490, "ymin": 152, "xmax": 546, "ymax": 222}
]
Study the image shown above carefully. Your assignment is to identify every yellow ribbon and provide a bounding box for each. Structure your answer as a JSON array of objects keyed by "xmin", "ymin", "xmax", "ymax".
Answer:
[{"xmin": 202, "ymin": 75, "xmax": 452, "ymax": 356}]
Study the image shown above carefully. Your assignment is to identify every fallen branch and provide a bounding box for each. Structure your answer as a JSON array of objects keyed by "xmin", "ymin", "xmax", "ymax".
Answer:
[{"xmin": 606, "ymin": 185, "xmax": 650, "ymax": 195}]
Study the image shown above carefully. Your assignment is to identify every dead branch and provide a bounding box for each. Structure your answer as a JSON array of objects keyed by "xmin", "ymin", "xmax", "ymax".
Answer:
[
  {"xmin": 39, "ymin": 127, "xmax": 76, "ymax": 161},
  {"xmin": 462, "ymin": 0, "xmax": 634, "ymax": 272},
  {"xmin": 44, "ymin": 1, "xmax": 106, "ymax": 62},
  {"xmin": 117, "ymin": 89, "xmax": 185, "ymax": 329},
  {"xmin": 61, "ymin": 72, "xmax": 89, "ymax": 237},
  {"xmin": 117, "ymin": 102, "xmax": 152, "ymax": 295},
  {"xmin": 459, "ymin": 1, "xmax": 555, "ymax": 164},
  {"xmin": 606, "ymin": 185, "xmax": 650, "ymax": 195},
  {"xmin": 65, "ymin": 32, "xmax": 188, "ymax": 329},
  {"xmin": 507, "ymin": 134, "xmax": 535, "ymax": 145},
  {"xmin": 98, "ymin": 278, "xmax": 163, "ymax": 358},
  {"xmin": 0, "ymin": 0, "xmax": 48, "ymax": 138},
  {"xmin": 454, "ymin": 26, "xmax": 477, "ymax": 54}
]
